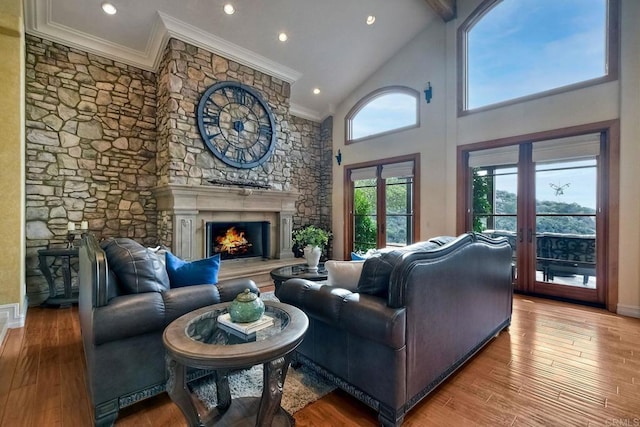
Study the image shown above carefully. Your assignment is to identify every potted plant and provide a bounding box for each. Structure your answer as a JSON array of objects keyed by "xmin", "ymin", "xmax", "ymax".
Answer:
[{"xmin": 292, "ymin": 225, "xmax": 331, "ymax": 272}]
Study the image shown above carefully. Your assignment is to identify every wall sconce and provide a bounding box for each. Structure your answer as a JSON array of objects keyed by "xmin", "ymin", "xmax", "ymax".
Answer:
[
  {"xmin": 335, "ymin": 149, "xmax": 342, "ymax": 166},
  {"xmin": 424, "ymin": 82, "xmax": 433, "ymax": 104}
]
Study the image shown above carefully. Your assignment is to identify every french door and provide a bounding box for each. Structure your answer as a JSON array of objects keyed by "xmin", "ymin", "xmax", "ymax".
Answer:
[
  {"xmin": 345, "ymin": 154, "xmax": 420, "ymax": 258},
  {"xmin": 461, "ymin": 128, "xmax": 615, "ymax": 306}
]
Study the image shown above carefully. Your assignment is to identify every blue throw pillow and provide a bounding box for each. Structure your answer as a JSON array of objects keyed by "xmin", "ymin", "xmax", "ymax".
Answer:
[
  {"xmin": 351, "ymin": 252, "xmax": 367, "ymax": 261},
  {"xmin": 165, "ymin": 252, "xmax": 221, "ymax": 288}
]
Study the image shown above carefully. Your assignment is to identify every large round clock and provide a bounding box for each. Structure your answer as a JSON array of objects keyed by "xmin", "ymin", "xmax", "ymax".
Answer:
[{"xmin": 196, "ymin": 81, "xmax": 277, "ymax": 169}]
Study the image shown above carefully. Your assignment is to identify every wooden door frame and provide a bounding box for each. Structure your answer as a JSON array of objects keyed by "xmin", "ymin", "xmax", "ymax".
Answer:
[
  {"xmin": 343, "ymin": 153, "xmax": 421, "ymax": 260},
  {"xmin": 456, "ymin": 120, "xmax": 619, "ymax": 312}
]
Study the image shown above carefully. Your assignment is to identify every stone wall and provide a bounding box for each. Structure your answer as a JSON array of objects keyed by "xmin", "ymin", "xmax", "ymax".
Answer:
[
  {"xmin": 318, "ymin": 116, "xmax": 334, "ymax": 233},
  {"xmin": 23, "ymin": 35, "xmax": 332, "ymax": 303},
  {"xmin": 288, "ymin": 116, "xmax": 324, "ymax": 228},
  {"xmin": 24, "ymin": 35, "xmax": 158, "ymax": 303}
]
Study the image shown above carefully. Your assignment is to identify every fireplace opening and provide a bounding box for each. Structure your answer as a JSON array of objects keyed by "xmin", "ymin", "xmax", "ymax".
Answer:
[{"xmin": 205, "ymin": 221, "xmax": 270, "ymax": 260}]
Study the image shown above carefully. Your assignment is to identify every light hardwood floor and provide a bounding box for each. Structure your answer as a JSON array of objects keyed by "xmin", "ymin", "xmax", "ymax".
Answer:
[{"xmin": 1, "ymin": 294, "xmax": 639, "ymax": 426}]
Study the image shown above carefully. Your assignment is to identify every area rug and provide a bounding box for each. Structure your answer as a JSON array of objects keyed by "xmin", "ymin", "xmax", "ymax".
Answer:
[
  {"xmin": 192, "ymin": 363, "xmax": 336, "ymax": 414},
  {"xmin": 191, "ymin": 291, "xmax": 336, "ymax": 414}
]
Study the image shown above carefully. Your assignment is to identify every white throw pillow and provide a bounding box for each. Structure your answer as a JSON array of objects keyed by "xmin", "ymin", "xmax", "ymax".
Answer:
[
  {"xmin": 147, "ymin": 246, "xmax": 168, "ymax": 267},
  {"xmin": 325, "ymin": 260, "xmax": 365, "ymax": 291}
]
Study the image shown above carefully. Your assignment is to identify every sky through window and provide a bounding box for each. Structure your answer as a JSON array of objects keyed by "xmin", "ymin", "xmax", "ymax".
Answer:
[
  {"xmin": 467, "ymin": 0, "xmax": 607, "ymax": 110},
  {"xmin": 350, "ymin": 92, "xmax": 417, "ymax": 140}
]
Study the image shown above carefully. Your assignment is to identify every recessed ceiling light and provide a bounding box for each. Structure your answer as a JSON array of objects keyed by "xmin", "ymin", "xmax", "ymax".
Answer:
[
  {"xmin": 313, "ymin": 88, "xmax": 321, "ymax": 95},
  {"xmin": 278, "ymin": 32, "xmax": 288, "ymax": 42},
  {"xmin": 366, "ymin": 15, "xmax": 376, "ymax": 25},
  {"xmin": 223, "ymin": 4, "xmax": 235, "ymax": 15},
  {"xmin": 101, "ymin": 2, "xmax": 117, "ymax": 15}
]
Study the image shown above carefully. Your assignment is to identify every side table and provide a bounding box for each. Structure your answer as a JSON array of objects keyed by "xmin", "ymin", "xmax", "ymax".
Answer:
[
  {"xmin": 270, "ymin": 263, "xmax": 328, "ymax": 294},
  {"xmin": 38, "ymin": 247, "xmax": 80, "ymax": 307}
]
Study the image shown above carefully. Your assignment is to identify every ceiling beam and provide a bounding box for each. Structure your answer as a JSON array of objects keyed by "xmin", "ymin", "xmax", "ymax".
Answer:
[{"xmin": 424, "ymin": 0, "xmax": 457, "ymax": 22}]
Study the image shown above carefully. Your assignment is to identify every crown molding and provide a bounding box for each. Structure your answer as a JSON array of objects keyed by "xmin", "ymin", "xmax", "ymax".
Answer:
[
  {"xmin": 23, "ymin": 0, "xmax": 302, "ymax": 84},
  {"xmin": 289, "ymin": 103, "xmax": 324, "ymax": 122},
  {"xmin": 24, "ymin": 0, "xmax": 160, "ymax": 70},
  {"xmin": 158, "ymin": 12, "xmax": 301, "ymax": 84}
]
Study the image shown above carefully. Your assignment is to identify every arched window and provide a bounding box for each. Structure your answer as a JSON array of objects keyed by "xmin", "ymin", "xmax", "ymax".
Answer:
[
  {"xmin": 458, "ymin": 0, "xmax": 619, "ymax": 114},
  {"xmin": 346, "ymin": 86, "xmax": 419, "ymax": 143}
]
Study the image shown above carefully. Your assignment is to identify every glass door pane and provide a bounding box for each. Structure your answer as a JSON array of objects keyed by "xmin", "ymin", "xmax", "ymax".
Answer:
[
  {"xmin": 353, "ymin": 178, "xmax": 377, "ymax": 252},
  {"xmin": 472, "ymin": 166, "xmax": 518, "ymax": 280},
  {"xmin": 385, "ymin": 176, "xmax": 413, "ymax": 247},
  {"xmin": 534, "ymin": 159, "xmax": 597, "ymax": 289}
]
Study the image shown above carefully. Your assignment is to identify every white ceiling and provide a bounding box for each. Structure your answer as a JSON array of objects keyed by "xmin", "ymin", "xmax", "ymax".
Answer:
[{"xmin": 24, "ymin": 0, "xmax": 437, "ymax": 121}]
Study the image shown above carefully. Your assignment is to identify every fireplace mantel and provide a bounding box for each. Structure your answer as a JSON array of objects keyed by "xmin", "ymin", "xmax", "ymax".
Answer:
[
  {"xmin": 153, "ymin": 184, "xmax": 299, "ymax": 260},
  {"xmin": 155, "ymin": 184, "xmax": 299, "ymax": 213}
]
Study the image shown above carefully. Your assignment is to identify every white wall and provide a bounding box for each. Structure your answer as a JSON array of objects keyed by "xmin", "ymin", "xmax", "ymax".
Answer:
[
  {"xmin": 332, "ymin": 0, "xmax": 640, "ymax": 316},
  {"xmin": 332, "ymin": 23, "xmax": 449, "ymax": 255},
  {"xmin": 616, "ymin": 0, "xmax": 640, "ymax": 317}
]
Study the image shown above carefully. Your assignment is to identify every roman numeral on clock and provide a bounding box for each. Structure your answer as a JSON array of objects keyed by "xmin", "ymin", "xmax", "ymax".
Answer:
[
  {"xmin": 233, "ymin": 87, "xmax": 247, "ymax": 105},
  {"xmin": 202, "ymin": 114, "xmax": 219, "ymax": 126},
  {"xmin": 259, "ymin": 125, "xmax": 272, "ymax": 139},
  {"xmin": 235, "ymin": 149, "xmax": 248, "ymax": 164}
]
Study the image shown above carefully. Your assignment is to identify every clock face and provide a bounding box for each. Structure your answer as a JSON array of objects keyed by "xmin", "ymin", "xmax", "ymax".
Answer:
[{"xmin": 197, "ymin": 82, "xmax": 277, "ymax": 169}]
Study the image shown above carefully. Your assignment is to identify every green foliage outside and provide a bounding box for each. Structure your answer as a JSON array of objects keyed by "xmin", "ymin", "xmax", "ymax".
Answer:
[
  {"xmin": 354, "ymin": 189, "xmax": 376, "ymax": 251},
  {"xmin": 353, "ymin": 178, "xmax": 412, "ymax": 251},
  {"xmin": 385, "ymin": 179, "xmax": 410, "ymax": 245},
  {"xmin": 472, "ymin": 169, "xmax": 596, "ymax": 235},
  {"xmin": 494, "ymin": 190, "xmax": 596, "ymax": 234},
  {"xmin": 473, "ymin": 173, "xmax": 493, "ymax": 232}
]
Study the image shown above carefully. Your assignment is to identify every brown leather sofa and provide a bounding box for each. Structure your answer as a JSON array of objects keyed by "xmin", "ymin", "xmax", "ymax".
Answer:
[
  {"xmin": 277, "ymin": 233, "xmax": 513, "ymax": 426},
  {"xmin": 79, "ymin": 234, "xmax": 258, "ymax": 426}
]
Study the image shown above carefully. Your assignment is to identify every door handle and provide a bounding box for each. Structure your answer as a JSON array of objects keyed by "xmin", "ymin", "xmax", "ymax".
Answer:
[
  {"xmin": 518, "ymin": 228, "xmax": 523, "ymax": 243},
  {"xmin": 528, "ymin": 229, "xmax": 533, "ymax": 243}
]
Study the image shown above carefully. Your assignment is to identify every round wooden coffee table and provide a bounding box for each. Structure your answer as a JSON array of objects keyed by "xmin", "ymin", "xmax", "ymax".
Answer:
[{"xmin": 163, "ymin": 301, "xmax": 309, "ymax": 427}]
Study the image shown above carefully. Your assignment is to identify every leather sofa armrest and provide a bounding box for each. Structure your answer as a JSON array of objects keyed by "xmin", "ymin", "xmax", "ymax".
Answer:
[
  {"xmin": 278, "ymin": 278, "xmax": 353, "ymax": 326},
  {"xmin": 340, "ymin": 293, "xmax": 406, "ymax": 349},
  {"xmin": 216, "ymin": 278, "xmax": 259, "ymax": 303},
  {"xmin": 93, "ymin": 292, "xmax": 165, "ymax": 345},
  {"xmin": 80, "ymin": 234, "xmax": 110, "ymax": 308},
  {"xmin": 163, "ymin": 284, "xmax": 221, "ymax": 325}
]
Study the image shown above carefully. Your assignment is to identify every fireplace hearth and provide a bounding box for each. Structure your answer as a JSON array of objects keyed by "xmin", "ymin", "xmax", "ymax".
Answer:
[{"xmin": 206, "ymin": 221, "xmax": 270, "ymax": 260}]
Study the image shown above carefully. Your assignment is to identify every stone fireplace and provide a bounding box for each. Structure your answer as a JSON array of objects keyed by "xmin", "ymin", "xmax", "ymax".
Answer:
[{"xmin": 154, "ymin": 184, "xmax": 298, "ymax": 261}]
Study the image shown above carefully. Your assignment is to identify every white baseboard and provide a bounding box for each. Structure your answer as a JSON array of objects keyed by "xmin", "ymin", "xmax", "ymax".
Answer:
[
  {"xmin": 617, "ymin": 304, "xmax": 640, "ymax": 319},
  {"xmin": 0, "ymin": 314, "xmax": 7, "ymax": 347},
  {"xmin": 0, "ymin": 298, "xmax": 28, "ymax": 329}
]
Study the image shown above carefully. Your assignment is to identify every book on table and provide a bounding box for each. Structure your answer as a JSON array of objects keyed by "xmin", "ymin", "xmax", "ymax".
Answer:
[{"xmin": 217, "ymin": 313, "xmax": 274, "ymax": 335}]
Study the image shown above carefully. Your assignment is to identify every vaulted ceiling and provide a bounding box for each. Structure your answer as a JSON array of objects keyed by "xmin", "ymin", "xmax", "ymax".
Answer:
[{"xmin": 25, "ymin": 0, "xmax": 455, "ymax": 121}]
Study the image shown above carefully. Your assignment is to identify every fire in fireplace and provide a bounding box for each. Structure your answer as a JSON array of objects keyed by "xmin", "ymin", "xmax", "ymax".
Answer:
[{"xmin": 205, "ymin": 221, "xmax": 270, "ymax": 260}]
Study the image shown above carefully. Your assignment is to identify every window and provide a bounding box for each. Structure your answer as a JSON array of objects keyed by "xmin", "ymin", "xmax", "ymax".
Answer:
[
  {"xmin": 458, "ymin": 0, "xmax": 619, "ymax": 113},
  {"xmin": 346, "ymin": 155, "xmax": 419, "ymax": 257},
  {"xmin": 346, "ymin": 86, "xmax": 419, "ymax": 143}
]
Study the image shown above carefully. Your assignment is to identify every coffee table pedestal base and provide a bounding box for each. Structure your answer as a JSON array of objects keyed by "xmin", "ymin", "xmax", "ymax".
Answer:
[{"xmin": 167, "ymin": 355, "xmax": 295, "ymax": 427}]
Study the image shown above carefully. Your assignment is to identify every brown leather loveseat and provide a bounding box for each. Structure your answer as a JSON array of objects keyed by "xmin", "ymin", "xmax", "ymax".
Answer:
[
  {"xmin": 79, "ymin": 234, "xmax": 258, "ymax": 426},
  {"xmin": 277, "ymin": 233, "xmax": 513, "ymax": 426}
]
